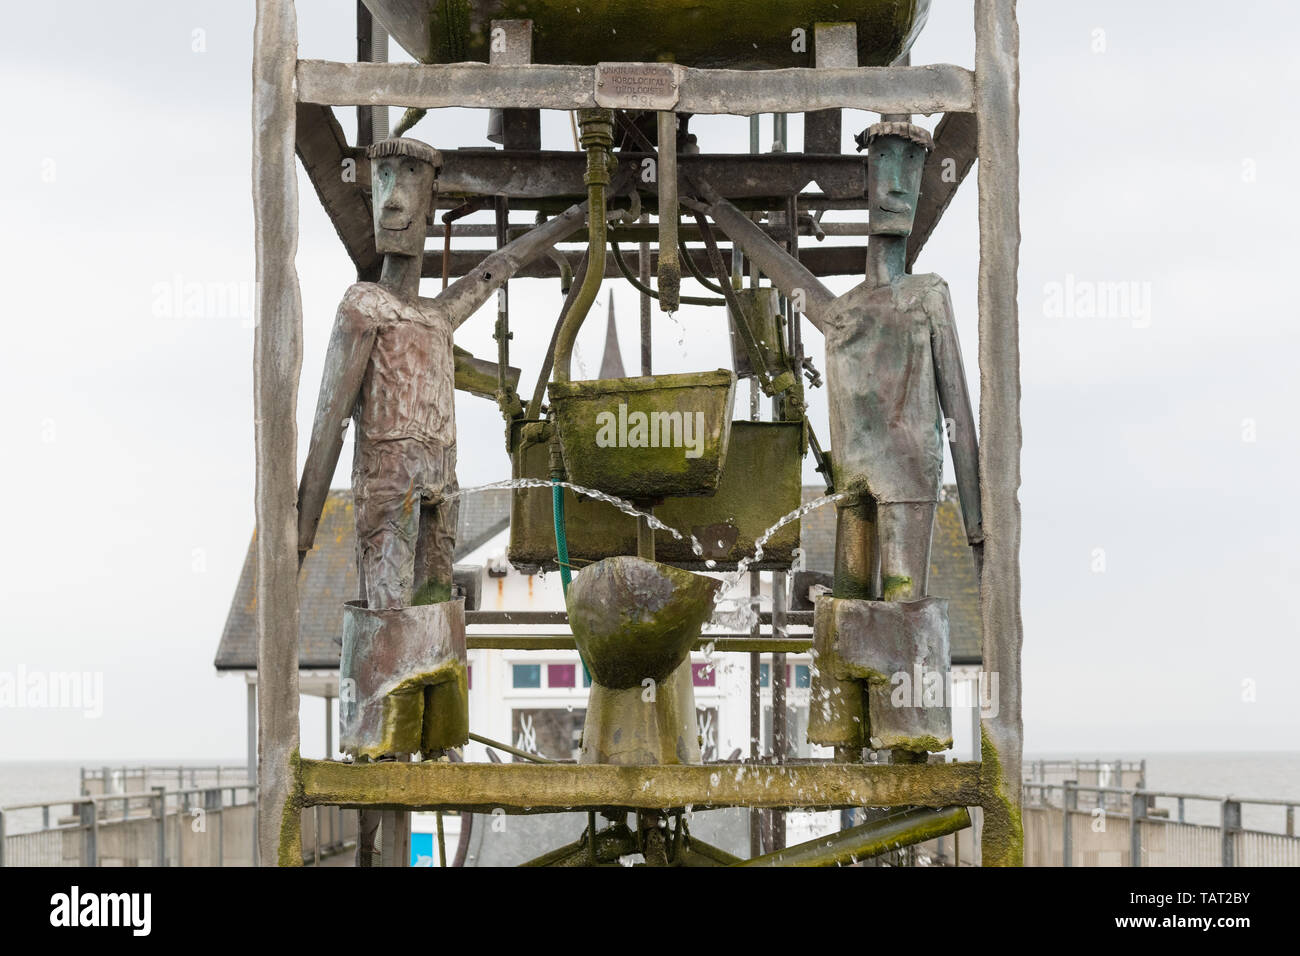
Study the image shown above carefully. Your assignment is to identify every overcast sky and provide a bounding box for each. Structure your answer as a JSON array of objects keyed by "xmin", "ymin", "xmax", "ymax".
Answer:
[{"xmin": 1, "ymin": 1, "xmax": 1297, "ymax": 761}]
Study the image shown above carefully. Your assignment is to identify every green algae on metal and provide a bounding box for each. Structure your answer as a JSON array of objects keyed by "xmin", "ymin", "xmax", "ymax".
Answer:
[
  {"xmin": 354, "ymin": 659, "xmax": 469, "ymax": 760},
  {"xmin": 979, "ymin": 725, "xmax": 1024, "ymax": 866},
  {"xmin": 277, "ymin": 747, "xmax": 305, "ymax": 867}
]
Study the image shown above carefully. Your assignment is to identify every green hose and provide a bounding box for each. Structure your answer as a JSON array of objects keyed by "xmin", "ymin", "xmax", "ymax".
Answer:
[{"xmin": 552, "ymin": 478, "xmax": 591, "ymax": 684}]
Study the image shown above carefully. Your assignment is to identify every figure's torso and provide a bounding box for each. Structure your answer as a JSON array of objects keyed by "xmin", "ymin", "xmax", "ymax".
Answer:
[
  {"xmin": 346, "ymin": 282, "xmax": 456, "ymax": 454},
  {"xmin": 822, "ymin": 273, "xmax": 946, "ymax": 503}
]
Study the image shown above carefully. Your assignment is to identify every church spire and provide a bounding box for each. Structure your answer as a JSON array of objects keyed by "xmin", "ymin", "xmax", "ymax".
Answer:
[{"xmin": 598, "ymin": 293, "xmax": 626, "ymax": 379}]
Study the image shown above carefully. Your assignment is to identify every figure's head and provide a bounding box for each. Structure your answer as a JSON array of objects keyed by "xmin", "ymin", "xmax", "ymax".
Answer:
[
  {"xmin": 367, "ymin": 138, "xmax": 442, "ymax": 257},
  {"xmin": 859, "ymin": 122, "xmax": 932, "ymax": 237}
]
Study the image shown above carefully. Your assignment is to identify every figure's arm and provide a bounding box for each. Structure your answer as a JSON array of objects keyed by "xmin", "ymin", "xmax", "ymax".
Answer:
[
  {"xmin": 929, "ymin": 279, "xmax": 983, "ymax": 547},
  {"xmin": 435, "ymin": 201, "xmax": 588, "ymax": 330},
  {"xmin": 686, "ymin": 177, "xmax": 837, "ymax": 333},
  {"xmin": 297, "ymin": 292, "xmax": 377, "ymax": 561}
]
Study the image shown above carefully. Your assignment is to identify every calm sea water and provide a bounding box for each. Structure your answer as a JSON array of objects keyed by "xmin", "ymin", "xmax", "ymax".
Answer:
[{"xmin": 3, "ymin": 752, "xmax": 1297, "ymax": 835}]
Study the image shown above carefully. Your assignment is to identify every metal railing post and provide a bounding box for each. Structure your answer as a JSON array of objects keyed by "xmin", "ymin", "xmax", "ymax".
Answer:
[
  {"xmin": 152, "ymin": 786, "xmax": 166, "ymax": 867},
  {"xmin": 1221, "ymin": 799, "xmax": 1241, "ymax": 867},
  {"xmin": 1178, "ymin": 796, "xmax": 1185, "ymax": 823},
  {"xmin": 79, "ymin": 801, "xmax": 97, "ymax": 867},
  {"xmin": 1129, "ymin": 790, "xmax": 1146, "ymax": 867},
  {"xmin": 1063, "ymin": 780, "xmax": 1076, "ymax": 867},
  {"xmin": 0, "ymin": 808, "xmax": 6, "ymax": 867}
]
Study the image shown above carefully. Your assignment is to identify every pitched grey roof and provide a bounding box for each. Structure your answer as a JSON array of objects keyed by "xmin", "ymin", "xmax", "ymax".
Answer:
[
  {"xmin": 214, "ymin": 488, "xmax": 510, "ymax": 670},
  {"xmin": 215, "ymin": 484, "xmax": 981, "ymax": 669}
]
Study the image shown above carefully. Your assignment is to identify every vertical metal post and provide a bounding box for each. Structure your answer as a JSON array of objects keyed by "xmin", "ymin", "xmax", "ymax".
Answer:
[
  {"xmin": 0, "ymin": 808, "xmax": 7, "ymax": 868},
  {"xmin": 355, "ymin": 1, "xmax": 373, "ymax": 148},
  {"xmin": 1129, "ymin": 791, "xmax": 1146, "ymax": 867},
  {"xmin": 314, "ymin": 806, "xmax": 321, "ymax": 866},
  {"xmin": 252, "ymin": 0, "xmax": 304, "ymax": 867},
  {"xmin": 246, "ymin": 681, "xmax": 257, "ymax": 784},
  {"xmin": 973, "ymin": 0, "xmax": 1023, "ymax": 867},
  {"xmin": 638, "ymin": 213, "xmax": 652, "ymax": 375},
  {"xmin": 324, "ymin": 693, "xmax": 334, "ymax": 760},
  {"xmin": 1221, "ymin": 799, "xmax": 1241, "ymax": 868},
  {"xmin": 1062, "ymin": 780, "xmax": 1076, "ymax": 867},
  {"xmin": 771, "ymin": 571, "xmax": 787, "ymax": 852},
  {"xmin": 1286, "ymin": 805, "xmax": 1294, "ymax": 837},
  {"xmin": 1178, "ymin": 796, "xmax": 1185, "ymax": 824},
  {"xmin": 656, "ymin": 110, "xmax": 680, "ymax": 312},
  {"xmin": 152, "ymin": 786, "xmax": 166, "ymax": 867},
  {"xmin": 79, "ymin": 801, "xmax": 97, "ymax": 867},
  {"xmin": 42, "ymin": 805, "xmax": 50, "ymax": 829}
]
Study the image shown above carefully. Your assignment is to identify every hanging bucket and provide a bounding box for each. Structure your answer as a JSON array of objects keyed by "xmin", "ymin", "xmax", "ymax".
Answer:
[{"xmin": 548, "ymin": 369, "xmax": 736, "ymax": 500}]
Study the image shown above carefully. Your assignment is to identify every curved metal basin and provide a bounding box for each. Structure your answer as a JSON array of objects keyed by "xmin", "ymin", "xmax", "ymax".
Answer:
[
  {"xmin": 364, "ymin": 0, "xmax": 929, "ymax": 69},
  {"xmin": 566, "ymin": 556, "xmax": 721, "ymax": 689}
]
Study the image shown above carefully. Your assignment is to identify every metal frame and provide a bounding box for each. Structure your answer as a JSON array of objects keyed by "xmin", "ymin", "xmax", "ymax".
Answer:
[{"xmin": 252, "ymin": 0, "xmax": 1022, "ymax": 866}]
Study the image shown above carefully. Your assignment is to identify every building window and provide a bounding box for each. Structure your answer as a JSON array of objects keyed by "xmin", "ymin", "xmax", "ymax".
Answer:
[
  {"xmin": 512, "ymin": 708, "xmax": 586, "ymax": 761},
  {"xmin": 548, "ymin": 663, "xmax": 576, "ymax": 689},
  {"xmin": 759, "ymin": 662, "xmax": 769, "ymax": 687},
  {"xmin": 793, "ymin": 664, "xmax": 811, "ymax": 688},
  {"xmin": 511, "ymin": 664, "xmax": 541, "ymax": 689},
  {"xmin": 691, "ymin": 662, "xmax": 715, "ymax": 687}
]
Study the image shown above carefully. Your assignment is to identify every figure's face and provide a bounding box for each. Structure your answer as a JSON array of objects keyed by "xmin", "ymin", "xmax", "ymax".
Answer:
[
  {"xmin": 866, "ymin": 136, "xmax": 928, "ymax": 237},
  {"xmin": 371, "ymin": 155, "xmax": 437, "ymax": 256}
]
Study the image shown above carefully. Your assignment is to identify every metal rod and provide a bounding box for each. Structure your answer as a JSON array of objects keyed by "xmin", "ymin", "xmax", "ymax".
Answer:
[
  {"xmin": 468, "ymin": 731, "xmax": 558, "ymax": 764},
  {"xmin": 656, "ymin": 109, "xmax": 680, "ymax": 312},
  {"xmin": 739, "ymin": 806, "xmax": 971, "ymax": 867}
]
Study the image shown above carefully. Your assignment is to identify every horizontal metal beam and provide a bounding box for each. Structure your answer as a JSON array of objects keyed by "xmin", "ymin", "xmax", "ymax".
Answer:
[
  {"xmin": 297, "ymin": 61, "xmax": 975, "ymax": 116},
  {"xmin": 465, "ymin": 634, "xmax": 814, "ymax": 653},
  {"xmin": 431, "ymin": 245, "xmax": 868, "ymax": 280},
  {"xmin": 465, "ymin": 610, "xmax": 812, "ymax": 626},
  {"xmin": 298, "ymin": 759, "xmax": 981, "ymax": 813}
]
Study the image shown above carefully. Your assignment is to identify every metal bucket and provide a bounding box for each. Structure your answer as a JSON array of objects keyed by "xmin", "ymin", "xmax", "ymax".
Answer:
[
  {"xmin": 364, "ymin": 0, "xmax": 929, "ymax": 70},
  {"xmin": 548, "ymin": 369, "xmax": 736, "ymax": 500},
  {"xmin": 509, "ymin": 418, "xmax": 804, "ymax": 570}
]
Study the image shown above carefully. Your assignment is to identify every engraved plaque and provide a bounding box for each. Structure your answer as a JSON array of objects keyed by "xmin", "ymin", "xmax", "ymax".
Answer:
[{"xmin": 594, "ymin": 62, "xmax": 681, "ymax": 111}]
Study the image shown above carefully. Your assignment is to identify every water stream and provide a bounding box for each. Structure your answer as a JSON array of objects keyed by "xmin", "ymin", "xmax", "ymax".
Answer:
[{"xmin": 445, "ymin": 479, "xmax": 848, "ymax": 631}]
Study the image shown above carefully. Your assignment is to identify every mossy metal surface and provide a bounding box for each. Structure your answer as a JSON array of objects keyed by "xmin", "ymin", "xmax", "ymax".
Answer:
[
  {"xmin": 368, "ymin": 0, "xmax": 928, "ymax": 69},
  {"xmin": 979, "ymin": 725, "xmax": 1024, "ymax": 866},
  {"xmin": 298, "ymin": 758, "xmax": 981, "ymax": 812},
  {"xmin": 277, "ymin": 748, "xmax": 305, "ymax": 867},
  {"xmin": 510, "ymin": 420, "xmax": 803, "ymax": 568},
  {"xmin": 566, "ymin": 556, "xmax": 719, "ymax": 688},
  {"xmin": 549, "ymin": 370, "xmax": 736, "ymax": 500},
  {"xmin": 738, "ymin": 804, "xmax": 969, "ymax": 867}
]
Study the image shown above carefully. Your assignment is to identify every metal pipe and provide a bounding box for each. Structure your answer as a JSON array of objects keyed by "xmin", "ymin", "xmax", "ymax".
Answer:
[
  {"xmin": 738, "ymin": 805, "xmax": 972, "ymax": 867},
  {"xmin": 610, "ymin": 240, "xmax": 723, "ymax": 307},
  {"xmin": 468, "ymin": 731, "xmax": 557, "ymax": 764},
  {"xmin": 552, "ymin": 109, "xmax": 614, "ymax": 384},
  {"xmin": 656, "ymin": 110, "xmax": 680, "ymax": 312}
]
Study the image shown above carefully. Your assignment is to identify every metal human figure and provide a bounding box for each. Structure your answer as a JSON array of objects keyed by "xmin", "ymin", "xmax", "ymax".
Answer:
[
  {"xmin": 297, "ymin": 138, "xmax": 586, "ymax": 609},
  {"xmin": 689, "ymin": 123, "xmax": 981, "ymax": 754}
]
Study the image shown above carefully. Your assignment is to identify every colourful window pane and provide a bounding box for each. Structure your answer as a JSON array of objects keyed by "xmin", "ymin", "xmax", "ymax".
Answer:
[
  {"xmin": 548, "ymin": 664, "xmax": 576, "ymax": 688},
  {"xmin": 512, "ymin": 664, "xmax": 541, "ymax": 688},
  {"xmin": 692, "ymin": 662, "xmax": 715, "ymax": 687},
  {"xmin": 794, "ymin": 664, "xmax": 811, "ymax": 688},
  {"xmin": 759, "ymin": 662, "xmax": 769, "ymax": 687}
]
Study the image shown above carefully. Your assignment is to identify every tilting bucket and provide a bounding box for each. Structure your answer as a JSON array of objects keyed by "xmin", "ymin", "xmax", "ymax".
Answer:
[
  {"xmin": 548, "ymin": 369, "xmax": 736, "ymax": 500},
  {"xmin": 363, "ymin": 0, "xmax": 930, "ymax": 70},
  {"xmin": 509, "ymin": 419, "xmax": 804, "ymax": 570}
]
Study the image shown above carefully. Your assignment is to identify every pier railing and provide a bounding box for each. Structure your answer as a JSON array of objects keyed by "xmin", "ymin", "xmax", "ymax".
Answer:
[
  {"xmin": 0, "ymin": 784, "xmax": 355, "ymax": 867},
  {"xmin": 1022, "ymin": 781, "xmax": 1298, "ymax": 867},
  {"xmin": 79, "ymin": 765, "xmax": 248, "ymax": 796}
]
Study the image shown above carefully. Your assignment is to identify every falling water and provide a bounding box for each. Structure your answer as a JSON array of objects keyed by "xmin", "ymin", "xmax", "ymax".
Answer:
[
  {"xmin": 441, "ymin": 480, "xmax": 848, "ymax": 632},
  {"xmin": 706, "ymin": 492, "xmax": 850, "ymax": 632}
]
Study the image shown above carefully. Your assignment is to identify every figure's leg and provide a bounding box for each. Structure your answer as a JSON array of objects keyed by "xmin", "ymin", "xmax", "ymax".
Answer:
[
  {"xmin": 833, "ymin": 496, "xmax": 878, "ymax": 599},
  {"xmin": 874, "ymin": 500, "xmax": 942, "ymax": 761},
  {"xmin": 875, "ymin": 501, "xmax": 937, "ymax": 602},
  {"xmin": 412, "ymin": 480, "xmax": 459, "ymax": 606},
  {"xmin": 355, "ymin": 481, "xmax": 421, "ymax": 610}
]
